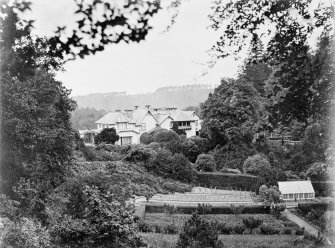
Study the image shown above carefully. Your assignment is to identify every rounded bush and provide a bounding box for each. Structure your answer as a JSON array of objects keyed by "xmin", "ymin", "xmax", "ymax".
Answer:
[
  {"xmin": 243, "ymin": 154, "xmax": 271, "ymax": 176},
  {"xmin": 195, "ymin": 154, "xmax": 216, "ymax": 172},
  {"xmin": 153, "ymin": 129, "xmax": 180, "ymax": 143}
]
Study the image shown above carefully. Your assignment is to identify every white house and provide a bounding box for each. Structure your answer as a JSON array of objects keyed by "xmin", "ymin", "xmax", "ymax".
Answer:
[
  {"xmin": 278, "ymin": 181, "xmax": 315, "ymax": 201},
  {"xmin": 95, "ymin": 111, "xmax": 140, "ymax": 145},
  {"xmin": 170, "ymin": 111, "xmax": 198, "ymax": 138},
  {"xmin": 92, "ymin": 106, "xmax": 202, "ymax": 145}
]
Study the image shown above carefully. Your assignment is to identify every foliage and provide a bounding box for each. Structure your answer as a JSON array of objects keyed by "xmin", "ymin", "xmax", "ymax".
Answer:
[
  {"xmin": 201, "ymin": 78, "xmax": 267, "ymax": 147},
  {"xmin": 305, "ymin": 162, "xmax": 329, "ymax": 181},
  {"xmin": 243, "ymin": 217, "xmax": 263, "ymax": 234},
  {"xmin": 46, "ymin": 185, "xmax": 145, "ymax": 247},
  {"xmin": 211, "ymin": 143, "xmax": 256, "ymax": 171},
  {"xmin": 243, "ymin": 154, "xmax": 271, "ymax": 176},
  {"xmin": 195, "ymin": 154, "xmax": 216, "ymax": 172},
  {"xmin": 0, "ymin": 4, "xmax": 76, "ymax": 224},
  {"xmin": 176, "ymin": 213, "xmax": 223, "ymax": 248},
  {"xmin": 258, "ymin": 185, "xmax": 281, "ymax": 205},
  {"xmin": 124, "ymin": 144, "xmax": 157, "ymax": 163},
  {"xmin": 148, "ymin": 149, "xmax": 196, "ymax": 183},
  {"xmin": 140, "ymin": 132, "xmax": 152, "ymax": 144},
  {"xmin": 94, "ymin": 127, "xmax": 119, "ymax": 145},
  {"xmin": 153, "ymin": 129, "xmax": 181, "ymax": 143},
  {"xmin": 0, "ymin": 217, "xmax": 51, "ymax": 248}
]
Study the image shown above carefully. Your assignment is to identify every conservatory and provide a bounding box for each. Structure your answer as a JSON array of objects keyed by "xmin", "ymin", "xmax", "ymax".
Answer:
[{"xmin": 278, "ymin": 181, "xmax": 315, "ymax": 201}]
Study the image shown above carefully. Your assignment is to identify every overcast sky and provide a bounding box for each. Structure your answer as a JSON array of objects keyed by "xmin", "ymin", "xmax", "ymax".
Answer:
[{"xmin": 28, "ymin": 0, "xmax": 244, "ymax": 96}]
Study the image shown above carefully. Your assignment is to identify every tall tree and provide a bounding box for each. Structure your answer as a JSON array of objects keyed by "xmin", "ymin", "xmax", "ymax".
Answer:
[
  {"xmin": 0, "ymin": 3, "xmax": 76, "ymax": 220},
  {"xmin": 201, "ymin": 78, "xmax": 268, "ymax": 146}
]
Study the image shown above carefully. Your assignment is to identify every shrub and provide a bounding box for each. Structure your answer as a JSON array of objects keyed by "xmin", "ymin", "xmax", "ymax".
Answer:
[
  {"xmin": 0, "ymin": 217, "xmax": 51, "ymax": 248},
  {"xmin": 217, "ymin": 223, "xmax": 232, "ymax": 234},
  {"xmin": 211, "ymin": 143, "xmax": 256, "ymax": 170},
  {"xmin": 124, "ymin": 144, "xmax": 157, "ymax": 163},
  {"xmin": 233, "ymin": 223, "xmax": 246, "ymax": 234},
  {"xmin": 140, "ymin": 132, "xmax": 152, "ymax": 144},
  {"xmin": 154, "ymin": 129, "xmax": 180, "ymax": 143},
  {"xmin": 195, "ymin": 154, "xmax": 216, "ymax": 172},
  {"xmin": 295, "ymin": 227, "xmax": 305, "ymax": 235},
  {"xmin": 170, "ymin": 153, "xmax": 197, "ymax": 183},
  {"xmin": 242, "ymin": 217, "xmax": 263, "ymax": 233},
  {"xmin": 283, "ymin": 228, "xmax": 292, "ymax": 235},
  {"xmin": 138, "ymin": 220, "xmax": 153, "ymax": 233},
  {"xmin": 176, "ymin": 213, "xmax": 223, "ymax": 248},
  {"xmin": 94, "ymin": 128, "xmax": 119, "ymax": 145},
  {"xmin": 165, "ymin": 224, "xmax": 178, "ymax": 234},
  {"xmin": 260, "ymin": 223, "xmax": 281, "ymax": 235},
  {"xmin": 297, "ymin": 202, "xmax": 330, "ymax": 215},
  {"xmin": 243, "ymin": 154, "xmax": 271, "ymax": 176}
]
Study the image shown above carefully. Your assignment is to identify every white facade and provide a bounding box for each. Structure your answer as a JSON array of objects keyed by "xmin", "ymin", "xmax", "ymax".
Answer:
[
  {"xmin": 278, "ymin": 181, "xmax": 315, "ymax": 201},
  {"xmin": 91, "ymin": 107, "xmax": 202, "ymax": 145}
]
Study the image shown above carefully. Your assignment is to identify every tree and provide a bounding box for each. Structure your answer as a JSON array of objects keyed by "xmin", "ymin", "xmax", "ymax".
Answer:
[
  {"xmin": 46, "ymin": 185, "xmax": 145, "ymax": 247},
  {"xmin": 5, "ymin": 0, "xmax": 160, "ymax": 60},
  {"xmin": 258, "ymin": 185, "xmax": 281, "ymax": 205},
  {"xmin": 0, "ymin": 3, "xmax": 76, "ymax": 206},
  {"xmin": 195, "ymin": 154, "xmax": 216, "ymax": 172},
  {"xmin": 171, "ymin": 153, "xmax": 196, "ymax": 183},
  {"xmin": 201, "ymin": 78, "xmax": 268, "ymax": 147},
  {"xmin": 94, "ymin": 128, "xmax": 119, "ymax": 145},
  {"xmin": 209, "ymin": 0, "xmax": 334, "ymax": 127},
  {"xmin": 243, "ymin": 154, "xmax": 271, "ymax": 176},
  {"xmin": 176, "ymin": 213, "xmax": 223, "ymax": 248}
]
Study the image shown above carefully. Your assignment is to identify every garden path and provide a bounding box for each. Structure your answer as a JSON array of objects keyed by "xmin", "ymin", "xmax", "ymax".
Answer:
[{"xmin": 282, "ymin": 209, "xmax": 332, "ymax": 245}]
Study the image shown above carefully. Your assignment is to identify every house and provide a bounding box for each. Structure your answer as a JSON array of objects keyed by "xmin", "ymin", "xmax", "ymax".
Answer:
[
  {"xmin": 94, "ymin": 106, "xmax": 158, "ymax": 145},
  {"xmin": 95, "ymin": 111, "xmax": 140, "ymax": 145},
  {"xmin": 93, "ymin": 106, "xmax": 202, "ymax": 145},
  {"xmin": 278, "ymin": 181, "xmax": 315, "ymax": 201}
]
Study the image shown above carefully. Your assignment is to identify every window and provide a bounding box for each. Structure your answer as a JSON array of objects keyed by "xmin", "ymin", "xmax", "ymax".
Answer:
[
  {"xmin": 121, "ymin": 136, "xmax": 132, "ymax": 145},
  {"xmin": 304, "ymin": 193, "xmax": 308, "ymax": 198},
  {"xmin": 299, "ymin": 193, "xmax": 303, "ymax": 199},
  {"xmin": 141, "ymin": 123, "xmax": 146, "ymax": 132},
  {"xmin": 117, "ymin": 122, "xmax": 127, "ymax": 130},
  {"xmin": 289, "ymin": 194, "xmax": 293, "ymax": 199}
]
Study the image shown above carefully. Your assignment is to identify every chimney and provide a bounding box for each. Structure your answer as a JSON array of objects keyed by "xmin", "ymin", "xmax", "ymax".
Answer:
[
  {"xmin": 125, "ymin": 109, "xmax": 133, "ymax": 112},
  {"xmin": 115, "ymin": 109, "xmax": 121, "ymax": 112},
  {"xmin": 134, "ymin": 105, "xmax": 139, "ymax": 110},
  {"xmin": 145, "ymin": 105, "xmax": 151, "ymax": 110},
  {"xmin": 154, "ymin": 108, "xmax": 159, "ymax": 112}
]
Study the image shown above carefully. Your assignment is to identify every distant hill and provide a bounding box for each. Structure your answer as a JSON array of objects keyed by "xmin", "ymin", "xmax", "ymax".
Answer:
[{"xmin": 73, "ymin": 84, "xmax": 214, "ymax": 111}]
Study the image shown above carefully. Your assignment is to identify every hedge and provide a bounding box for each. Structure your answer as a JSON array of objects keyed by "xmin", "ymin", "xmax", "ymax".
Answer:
[
  {"xmin": 297, "ymin": 202, "xmax": 334, "ymax": 214},
  {"xmin": 196, "ymin": 172, "xmax": 262, "ymax": 192},
  {"xmin": 145, "ymin": 204, "xmax": 271, "ymax": 214}
]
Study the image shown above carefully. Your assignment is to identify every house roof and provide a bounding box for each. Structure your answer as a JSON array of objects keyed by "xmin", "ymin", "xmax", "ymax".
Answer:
[
  {"xmin": 184, "ymin": 111, "xmax": 200, "ymax": 119},
  {"xmin": 278, "ymin": 181, "xmax": 315, "ymax": 194},
  {"xmin": 95, "ymin": 112, "xmax": 133, "ymax": 124},
  {"xmin": 154, "ymin": 114, "xmax": 172, "ymax": 124},
  {"xmin": 171, "ymin": 111, "xmax": 196, "ymax": 122},
  {"xmin": 132, "ymin": 109, "xmax": 157, "ymax": 124}
]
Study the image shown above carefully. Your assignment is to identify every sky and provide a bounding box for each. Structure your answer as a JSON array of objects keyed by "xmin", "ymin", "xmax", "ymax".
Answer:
[{"xmin": 28, "ymin": 0, "xmax": 244, "ymax": 96}]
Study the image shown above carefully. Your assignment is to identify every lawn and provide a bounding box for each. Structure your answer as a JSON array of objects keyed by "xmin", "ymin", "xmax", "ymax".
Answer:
[{"xmin": 140, "ymin": 233, "xmax": 316, "ymax": 248}]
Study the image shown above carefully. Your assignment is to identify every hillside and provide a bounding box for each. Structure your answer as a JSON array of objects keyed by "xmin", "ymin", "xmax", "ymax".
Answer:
[{"xmin": 73, "ymin": 84, "xmax": 214, "ymax": 110}]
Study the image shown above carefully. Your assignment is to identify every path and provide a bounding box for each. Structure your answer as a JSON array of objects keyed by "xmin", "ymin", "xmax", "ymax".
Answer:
[{"xmin": 282, "ymin": 209, "xmax": 332, "ymax": 245}]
